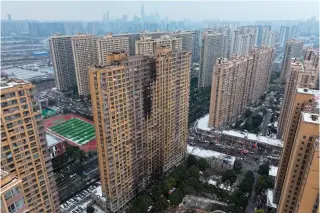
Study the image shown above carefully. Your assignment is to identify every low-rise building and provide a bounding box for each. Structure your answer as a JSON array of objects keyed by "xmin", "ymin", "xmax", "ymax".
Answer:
[
  {"xmin": 195, "ymin": 114, "xmax": 283, "ymax": 152},
  {"xmin": 91, "ymin": 185, "xmax": 107, "ymax": 212},
  {"xmin": 187, "ymin": 145, "xmax": 235, "ymax": 171},
  {"xmin": 46, "ymin": 132, "xmax": 66, "ymax": 158}
]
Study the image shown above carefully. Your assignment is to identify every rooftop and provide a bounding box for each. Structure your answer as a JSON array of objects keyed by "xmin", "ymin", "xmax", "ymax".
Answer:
[
  {"xmin": 93, "ymin": 185, "xmax": 106, "ymax": 201},
  {"xmin": 4, "ymin": 67, "xmax": 54, "ymax": 81},
  {"xmin": 49, "ymin": 118, "xmax": 95, "ymax": 146},
  {"xmin": 46, "ymin": 132, "xmax": 63, "ymax": 147},
  {"xmin": 267, "ymin": 189, "xmax": 277, "ymax": 209},
  {"xmin": 0, "ymin": 78, "xmax": 29, "ymax": 89},
  {"xmin": 302, "ymin": 112, "xmax": 320, "ymax": 124},
  {"xmin": 196, "ymin": 115, "xmax": 283, "ymax": 148},
  {"xmin": 187, "ymin": 145, "xmax": 236, "ymax": 166},
  {"xmin": 269, "ymin": 165, "xmax": 278, "ymax": 177}
]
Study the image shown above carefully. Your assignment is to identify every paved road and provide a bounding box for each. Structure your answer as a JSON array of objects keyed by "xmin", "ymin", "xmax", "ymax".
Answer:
[{"xmin": 246, "ymin": 173, "xmax": 259, "ymax": 213}]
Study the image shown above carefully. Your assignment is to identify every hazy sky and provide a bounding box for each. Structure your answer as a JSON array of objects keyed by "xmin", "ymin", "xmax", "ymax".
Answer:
[{"xmin": 1, "ymin": 1, "xmax": 319, "ymax": 21}]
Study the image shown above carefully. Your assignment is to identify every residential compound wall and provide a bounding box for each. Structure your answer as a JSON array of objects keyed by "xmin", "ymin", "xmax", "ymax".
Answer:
[
  {"xmin": 89, "ymin": 48, "xmax": 191, "ymax": 212},
  {"xmin": 208, "ymin": 46, "xmax": 274, "ymax": 128},
  {"xmin": 1, "ymin": 79, "xmax": 60, "ymax": 212}
]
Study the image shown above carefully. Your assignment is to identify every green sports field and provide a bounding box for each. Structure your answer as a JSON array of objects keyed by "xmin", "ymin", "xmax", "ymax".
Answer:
[{"xmin": 49, "ymin": 118, "xmax": 95, "ymax": 145}]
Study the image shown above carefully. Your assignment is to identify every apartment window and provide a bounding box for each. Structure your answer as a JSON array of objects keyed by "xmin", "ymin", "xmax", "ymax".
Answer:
[{"xmin": 4, "ymin": 186, "xmax": 21, "ymax": 200}]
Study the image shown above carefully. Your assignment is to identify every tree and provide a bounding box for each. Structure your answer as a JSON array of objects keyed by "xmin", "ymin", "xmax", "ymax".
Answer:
[
  {"xmin": 233, "ymin": 160, "xmax": 242, "ymax": 173},
  {"xmin": 128, "ymin": 203, "xmax": 141, "ymax": 213},
  {"xmin": 189, "ymin": 166, "xmax": 200, "ymax": 179},
  {"xmin": 260, "ymin": 94, "xmax": 266, "ymax": 102},
  {"xmin": 238, "ymin": 171, "xmax": 255, "ymax": 193},
  {"xmin": 221, "ymin": 170, "xmax": 237, "ymax": 186},
  {"xmin": 251, "ymin": 114, "xmax": 263, "ymax": 128},
  {"xmin": 244, "ymin": 119, "xmax": 253, "ymax": 131},
  {"xmin": 154, "ymin": 196, "xmax": 168, "ymax": 212},
  {"xmin": 244, "ymin": 108, "xmax": 253, "ymax": 118},
  {"xmin": 161, "ymin": 180, "xmax": 171, "ymax": 196},
  {"xmin": 198, "ymin": 158, "xmax": 209, "ymax": 171},
  {"xmin": 258, "ymin": 163, "xmax": 270, "ymax": 176},
  {"xmin": 167, "ymin": 176, "xmax": 176, "ymax": 188},
  {"xmin": 257, "ymin": 176, "xmax": 269, "ymax": 190},
  {"xmin": 187, "ymin": 155, "xmax": 198, "ymax": 167},
  {"xmin": 130, "ymin": 195, "xmax": 152, "ymax": 213},
  {"xmin": 48, "ymin": 98, "xmax": 56, "ymax": 106},
  {"xmin": 168, "ymin": 189, "xmax": 183, "ymax": 206},
  {"xmin": 86, "ymin": 206, "xmax": 95, "ymax": 213},
  {"xmin": 255, "ymin": 209, "xmax": 265, "ymax": 213},
  {"xmin": 152, "ymin": 184, "xmax": 162, "ymax": 199},
  {"xmin": 62, "ymin": 107, "xmax": 70, "ymax": 114}
]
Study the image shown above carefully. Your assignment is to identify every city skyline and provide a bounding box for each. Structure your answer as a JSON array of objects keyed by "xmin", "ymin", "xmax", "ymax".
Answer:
[{"xmin": 1, "ymin": 1, "xmax": 319, "ymax": 22}]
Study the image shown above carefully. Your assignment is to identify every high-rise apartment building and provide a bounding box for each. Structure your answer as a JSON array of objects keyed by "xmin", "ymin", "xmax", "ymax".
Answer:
[
  {"xmin": 49, "ymin": 35, "xmax": 77, "ymax": 92},
  {"xmin": 172, "ymin": 30, "xmax": 200, "ymax": 63},
  {"xmin": 280, "ymin": 39, "xmax": 303, "ymax": 81},
  {"xmin": 89, "ymin": 48, "xmax": 191, "ymax": 212},
  {"xmin": 135, "ymin": 35, "xmax": 182, "ymax": 56},
  {"xmin": 277, "ymin": 58, "xmax": 317, "ymax": 139},
  {"xmin": 50, "ymin": 33, "xmax": 130, "ymax": 96},
  {"xmin": 303, "ymin": 48, "xmax": 319, "ymax": 89},
  {"xmin": 275, "ymin": 87, "xmax": 319, "ymax": 213},
  {"xmin": 279, "ymin": 25, "xmax": 291, "ymax": 48},
  {"xmin": 1, "ymin": 169, "xmax": 28, "ymax": 213},
  {"xmin": 198, "ymin": 31, "xmax": 229, "ymax": 88},
  {"xmin": 289, "ymin": 25, "xmax": 298, "ymax": 39},
  {"xmin": 114, "ymin": 31, "xmax": 168, "ymax": 56},
  {"xmin": 97, "ymin": 34, "xmax": 130, "ymax": 64},
  {"xmin": 208, "ymin": 46, "xmax": 274, "ymax": 128},
  {"xmin": 72, "ymin": 34, "xmax": 99, "ymax": 96},
  {"xmin": 1, "ymin": 78, "xmax": 60, "ymax": 212}
]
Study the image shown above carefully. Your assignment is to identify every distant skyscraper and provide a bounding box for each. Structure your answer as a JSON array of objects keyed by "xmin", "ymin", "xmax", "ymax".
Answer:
[
  {"xmin": 208, "ymin": 46, "xmax": 274, "ymax": 128},
  {"xmin": 89, "ymin": 48, "xmax": 190, "ymax": 212},
  {"xmin": 7, "ymin": 14, "xmax": 11, "ymax": 21},
  {"xmin": 275, "ymin": 87, "xmax": 319, "ymax": 213},
  {"xmin": 289, "ymin": 25, "xmax": 298, "ymax": 39},
  {"xmin": 141, "ymin": 4, "xmax": 145, "ymax": 21},
  {"xmin": 198, "ymin": 31, "xmax": 229, "ymax": 88},
  {"xmin": 106, "ymin": 11, "xmax": 109, "ymax": 21},
  {"xmin": 279, "ymin": 26, "xmax": 290, "ymax": 48},
  {"xmin": 1, "ymin": 78, "xmax": 60, "ymax": 212},
  {"xmin": 135, "ymin": 35, "xmax": 182, "ymax": 56},
  {"xmin": 277, "ymin": 58, "xmax": 317, "ymax": 139},
  {"xmin": 280, "ymin": 39, "xmax": 303, "ymax": 81}
]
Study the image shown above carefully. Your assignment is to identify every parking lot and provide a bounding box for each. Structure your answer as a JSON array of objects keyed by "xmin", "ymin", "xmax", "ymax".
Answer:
[{"xmin": 61, "ymin": 182, "xmax": 101, "ymax": 213}]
